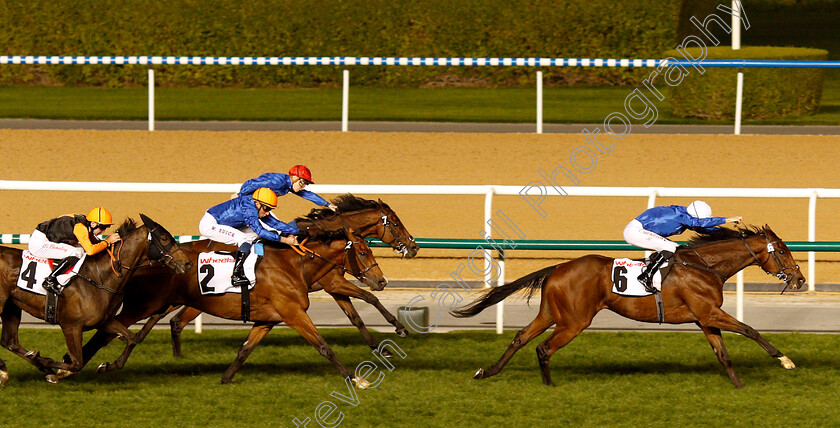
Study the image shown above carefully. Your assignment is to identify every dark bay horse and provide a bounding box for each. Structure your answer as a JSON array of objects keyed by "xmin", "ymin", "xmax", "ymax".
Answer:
[
  {"xmin": 453, "ymin": 226, "xmax": 806, "ymax": 389},
  {"xmin": 67, "ymin": 228, "xmax": 386, "ymax": 386},
  {"xmin": 164, "ymin": 194, "xmax": 419, "ymax": 356},
  {"xmin": 0, "ymin": 214, "xmax": 191, "ymax": 385}
]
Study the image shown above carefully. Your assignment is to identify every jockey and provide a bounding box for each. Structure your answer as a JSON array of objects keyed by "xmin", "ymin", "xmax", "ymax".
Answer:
[
  {"xmin": 199, "ymin": 187, "xmax": 297, "ymax": 287},
  {"xmin": 623, "ymin": 200, "xmax": 742, "ymax": 291},
  {"xmin": 29, "ymin": 207, "xmax": 122, "ymax": 294},
  {"xmin": 238, "ymin": 165, "xmax": 339, "ymax": 215}
]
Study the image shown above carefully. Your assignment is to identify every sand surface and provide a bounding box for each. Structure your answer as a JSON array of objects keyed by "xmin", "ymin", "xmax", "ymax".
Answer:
[{"xmin": 2, "ymin": 129, "xmax": 839, "ymax": 283}]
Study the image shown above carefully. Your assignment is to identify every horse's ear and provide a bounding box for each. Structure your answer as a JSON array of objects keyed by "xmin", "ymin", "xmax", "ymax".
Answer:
[{"xmin": 139, "ymin": 213, "xmax": 156, "ymax": 228}]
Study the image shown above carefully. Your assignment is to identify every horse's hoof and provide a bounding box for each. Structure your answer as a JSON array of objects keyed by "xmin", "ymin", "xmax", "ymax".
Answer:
[
  {"xmin": 45, "ymin": 374, "xmax": 58, "ymax": 384},
  {"xmin": 396, "ymin": 328, "xmax": 409, "ymax": 338},
  {"xmin": 96, "ymin": 363, "xmax": 108, "ymax": 373},
  {"xmin": 25, "ymin": 350, "xmax": 39, "ymax": 359},
  {"xmin": 779, "ymin": 356, "xmax": 796, "ymax": 370},
  {"xmin": 0, "ymin": 370, "xmax": 9, "ymax": 387},
  {"xmin": 220, "ymin": 377, "xmax": 232, "ymax": 385},
  {"xmin": 56, "ymin": 369, "xmax": 73, "ymax": 379},
  {"xmin": 474, "ymin": 368, "xmax": 485, "ymax": 379},
  {"xmin": 352, "ymin": 377, "xmax": 371, "ymax": 390},
  {"xmin": 379, "ymin": 348, "xmax": 394, "ymax": 359}
]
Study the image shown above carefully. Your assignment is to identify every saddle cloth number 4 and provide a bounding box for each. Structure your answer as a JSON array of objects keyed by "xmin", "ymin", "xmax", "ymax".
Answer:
[{"xmin": 17, "ymin": 251, "xmax": 84, "ymax": 296}]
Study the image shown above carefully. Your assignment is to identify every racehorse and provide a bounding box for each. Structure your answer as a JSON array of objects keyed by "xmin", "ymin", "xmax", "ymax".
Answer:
[
  {"xmin": 164, "ymin": 194, "xmax": 419, "ymax": 357},
  {"xmin": 0, "ymin": 214, "xmax": 191, "ymax": 385},
  {"xmin": 67, "ymin": 227, "xmax": 387, "ymax": 385},
  {"xmin": 70, "ymin": 195, "xmax": 417, "ymax": 369},
  {"xmin": 453, "ymin": 226, "xmax": 806, "ymax": 389}
]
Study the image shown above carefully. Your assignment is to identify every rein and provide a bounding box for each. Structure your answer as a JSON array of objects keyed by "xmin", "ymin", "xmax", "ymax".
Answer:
[{"xmin": 296, "ymin": 237, "xmax": 378, "ymax": 285}]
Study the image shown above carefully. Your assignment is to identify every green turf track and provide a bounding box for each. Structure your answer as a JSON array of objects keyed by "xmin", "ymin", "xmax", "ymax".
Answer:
[
  {"xmin": 2, "ymin": 328, "xmax": 840, "ymax": 427},
  {"xmin": 0, "ymin": 72, "xmax": 838, "ymax": 125}
]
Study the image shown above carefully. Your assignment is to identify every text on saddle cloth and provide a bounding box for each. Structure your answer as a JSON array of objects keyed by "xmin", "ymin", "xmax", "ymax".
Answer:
[
  {"xmin": 17, "ymin": 251, "xmax": 86, "ymax": 296},
  {"xmin": 611, "ymin": 258, "xmax": 668, "ymax": 297},
  {"xmin": 198, "ymin": 251, "xmax": 260, "ymax": 295}
]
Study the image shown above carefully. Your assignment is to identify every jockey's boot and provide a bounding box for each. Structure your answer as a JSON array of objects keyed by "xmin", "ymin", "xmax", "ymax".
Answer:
[
  {"xmin": 231, "ymin": 250, "xmax": 250, "ymax": 288},
  {"xmin": 42, "ymin": 256, "xmax": 80, "ymax": 295},
  {"xmin": 638, "ymin": 250, "xmax": 672, "ymax": 293}
]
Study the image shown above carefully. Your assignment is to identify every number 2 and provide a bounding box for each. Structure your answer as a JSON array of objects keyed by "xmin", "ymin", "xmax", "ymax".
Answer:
[{"xmin": 199, "ymin": 264, "xmax": 215, "ymax": 293}]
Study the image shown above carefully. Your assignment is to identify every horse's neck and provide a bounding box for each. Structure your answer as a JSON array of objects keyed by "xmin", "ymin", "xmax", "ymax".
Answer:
[
  {"xmin": 298, "ymin": 239, "xmax": 347, "ymax": 283},
  {"xmin": 687, "ymin": 236, "xmax": 764, "ymax": 279},
  {"xmin": 305, "ymin": 210, "xmax": 380, "ymax": 238}
]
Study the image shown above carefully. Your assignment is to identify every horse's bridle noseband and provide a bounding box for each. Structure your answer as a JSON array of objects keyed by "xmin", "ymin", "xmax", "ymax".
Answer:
[
  {"xmin": 377, "ymin": 206, "xmax": 414, "ymax": 257},
  {"xmin": 743, "ymin": 231, "xmax": 801, "ymax": 285}
]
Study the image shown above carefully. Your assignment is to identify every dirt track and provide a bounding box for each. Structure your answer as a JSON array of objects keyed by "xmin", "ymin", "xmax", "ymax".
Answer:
[{"xmin": 2, "ymin": 129, "xmax": 839, "ymax": 283}]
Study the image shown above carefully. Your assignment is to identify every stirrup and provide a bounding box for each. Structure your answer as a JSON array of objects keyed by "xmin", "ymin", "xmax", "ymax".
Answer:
[
  {"xmin": 231, "ymin": 274, "xmax": 249, "ymax": 288},
  {"xmin": 42, "ymin": 278, "xmax": 62, "ymax": 295}
]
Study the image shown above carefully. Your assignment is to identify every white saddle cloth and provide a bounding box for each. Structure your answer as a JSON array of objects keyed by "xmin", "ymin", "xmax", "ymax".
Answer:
[{"xmin": 17, "ymin": 251, "xmax": 86, "ymax": 296}]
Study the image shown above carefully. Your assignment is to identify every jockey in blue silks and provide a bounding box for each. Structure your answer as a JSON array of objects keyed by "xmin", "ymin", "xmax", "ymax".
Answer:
[
  {"xmin": 623, "ymin": 200, "xmax": 742, "ymax": 291},
  {"xmin": 238, "ymin": 165, "xmax": 338, "ymax": 213},
  {"xmin": 199, "ymin": 187, "xmax": 292, "ymax": 287}
]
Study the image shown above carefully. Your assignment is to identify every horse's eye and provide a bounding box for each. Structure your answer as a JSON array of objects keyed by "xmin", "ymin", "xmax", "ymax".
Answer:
[{"xmin": 360, "ymin": 252, "xmax": 367, "ymax": 257}]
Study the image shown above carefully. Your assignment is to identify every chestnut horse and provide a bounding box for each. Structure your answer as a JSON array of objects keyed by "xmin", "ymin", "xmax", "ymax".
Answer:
[
  {"xmin": 164, "ymin": 194, "xmax": 419, "ymax": 356},
  {"xmin": 71, "ymin": 195, "xmax": 416, "ymax": 369},
  {"xmin": 0, "ymin": 214, "xmax": 191, "ymax": 385},
  {"xmin": 453, "ymin": 226, "xmax": 806, "ymax": 389},
  {"xmin": 66, "ymin": 227, "xmax": 386, "ymax": 385}
]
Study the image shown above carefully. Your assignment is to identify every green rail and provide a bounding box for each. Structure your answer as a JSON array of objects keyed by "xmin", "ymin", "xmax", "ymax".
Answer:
[{"xmin": 367, "ymin": 238, "xmax": 840, "ymax": 252}]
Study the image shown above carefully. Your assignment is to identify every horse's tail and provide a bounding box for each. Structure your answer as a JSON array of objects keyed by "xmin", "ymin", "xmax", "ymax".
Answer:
[{"xmin": 451, "ymin": 265, "xmax": 557, "ymax": 318}]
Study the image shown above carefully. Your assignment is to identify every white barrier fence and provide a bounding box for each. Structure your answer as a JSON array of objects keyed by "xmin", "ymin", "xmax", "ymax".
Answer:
[{"xmin": 1, "ymin": 180, "xmax": 837, "ymax": 331}]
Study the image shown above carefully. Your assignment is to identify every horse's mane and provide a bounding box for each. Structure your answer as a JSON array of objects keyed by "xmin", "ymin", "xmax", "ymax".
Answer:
[
  {"xmin": 115, "ymin": 218, "xmax": 138, "ymax": 240},
  {"xmin": 304, "ymin": 228, "xmax": 350, "ymax": 244},
  {"xmin": 687, "ymin": 225, "xmax": 764, "ymax": 247},
  {"xmin": 295, "ymin": 194, "xmax": 384, "ymax": 223}
]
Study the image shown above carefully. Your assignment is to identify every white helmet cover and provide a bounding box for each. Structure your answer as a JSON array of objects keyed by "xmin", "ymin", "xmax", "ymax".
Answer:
[{"xmin": 687, "ymin": 200, "xmax": 713, "ymax": 218}]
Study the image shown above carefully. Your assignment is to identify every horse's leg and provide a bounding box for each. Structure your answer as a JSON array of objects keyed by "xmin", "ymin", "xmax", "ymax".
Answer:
[
  {"xmin": 329, "ymin": 294, "xmax": 389, "ymax": 354},
  {"xmin": 474, "ymin": 310, "xmax": 554, "ymax": 380},
  {"xmin": 94, "ymin": 319, "xmax": 139, "ymax": 374},
  {"xmin": 282, "ymin": 307, "xmax": 357, "ymax": 383},
  {"xmin": 220, "ymin": 322, "xmax": 275, "ymax": 384},
  {"xmin": 322, "ymin": 278, "xmax": 407, "ymax": 337},
  {"xmin": 695, "ymin": 305, "xmax": 794, "ymax": 369},
  {"xmin": 170, "ymin": 306, "xmax": 201, "ymax": 358},
  {"xmin": 0, "ymin": 304, "xmax": 59, "ymax": 383},
  {"xmin": 697, "ymin": 323, "xmax": 743, "ymax": 389}
]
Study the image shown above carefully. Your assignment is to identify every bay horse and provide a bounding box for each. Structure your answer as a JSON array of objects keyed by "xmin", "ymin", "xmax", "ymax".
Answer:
[
  {"xmin": 453, "ymin": 226, "xmax": 806, "ymax": 389},
  {"xmin": 67, "ymin": 227, "xmax": 387, "ymax": 385},
  {"xmin": 0, "ymin": 214, "xmax": 191, "ymax": 385},
  {"xmin": 70, "ymin": 195, "xmax": 417, "ymax": 369},
  {"xmin": 164, "ymin": 194, "xmax": 419, "ymax": 356}
]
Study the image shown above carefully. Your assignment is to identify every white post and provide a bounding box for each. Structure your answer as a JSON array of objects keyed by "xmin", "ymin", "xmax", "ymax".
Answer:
[
  {"xmin": 195, "ymin": 313, "xmax": 203, "ymax": 334},
  {"xmin": 148, "ymin": 69, "xmax": 155, "ymax": 132},
  {"xmin": 732, "ymin": 2, "xmax": 742, "ymax": 136},
  {"xmin": 734, "ymin": 72, "xmax": 744, "ymax": 135},
  {"xmin": 496, "ymin": 252, "xmax": 506, "ymax": 335},
  {"xmin": 732, "ymin": 1, "xmax": 741, "ymax": 50},
  {"xmin": 483, "ymin": 188, "xmax": 504, "ymax": 334},
  {"xmin": 536, "ymin": 70, "xmax": 543, "ymax": 134},
  {"xmin": 809, "ymin": 191, "xmax": 817, "ymax": 291},
  {"xmin": 736, "ymin": 271, "xmax": 744, "ymax": 321},
  {"xmin": 342, "ymin": 69, "xmax": 349, "ymax": 132}
]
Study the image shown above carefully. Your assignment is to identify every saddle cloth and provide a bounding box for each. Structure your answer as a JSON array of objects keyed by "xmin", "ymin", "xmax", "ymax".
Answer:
[
  {"xmin": 17, "ymin": 251, "xmax": 86, "ymax": 296},
  {"xmin": 197, "ymin": 251, "xmax": 259, "ymax": 295},
  {"xmin": 611, "ymin": 258, "xmax": 667, "ymax": 297}
]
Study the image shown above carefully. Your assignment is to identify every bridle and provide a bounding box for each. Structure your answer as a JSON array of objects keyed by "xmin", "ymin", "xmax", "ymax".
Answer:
[
  {"xmin": 377, "ymin": 205, "xmax": 414, "ymax": 257},
  {"xmin": 297, "ymin": 235, "xmax": 381, "ymax": 286},
  {"xmin": 84, "ymin": 223, "xmax": 179, "ymax": 293},
  {"xmin": 742, "ymin": 231, "xmax": 801, "ymax": 288}
]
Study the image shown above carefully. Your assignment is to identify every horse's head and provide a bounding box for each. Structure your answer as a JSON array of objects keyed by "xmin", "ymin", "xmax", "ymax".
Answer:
[
  {"xmin": 343, "ymin": 231, "xmax": 388, "ymax": 291},
  {"xmin": 376, "ymin": 198, "xmax": 418, "ymax": 258},
  {"xmin": 138, "ymin": 214, "xmax": 192, "ymax": 274},
  {"xmin": 753, "ymin": 226, "xmax": 806, "ymax": 290}
]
